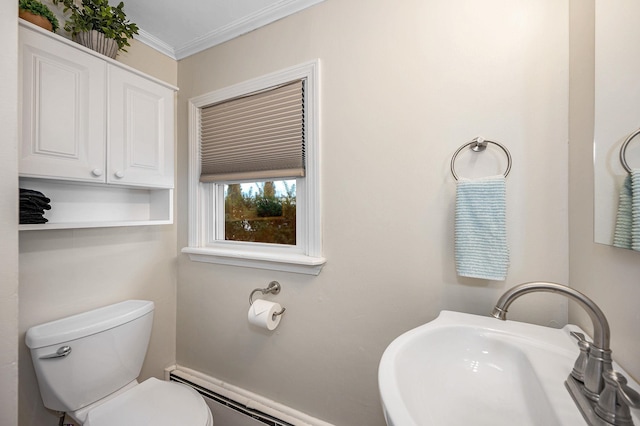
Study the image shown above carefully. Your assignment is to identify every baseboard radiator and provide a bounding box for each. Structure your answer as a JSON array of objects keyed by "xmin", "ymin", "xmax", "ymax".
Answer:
[{"xmin": 167, "ymin": 365, "xmax": 334, "ymax": 426}]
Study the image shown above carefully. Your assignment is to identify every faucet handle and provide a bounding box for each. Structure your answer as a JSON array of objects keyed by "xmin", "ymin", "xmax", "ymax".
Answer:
[
  {"xmin": 613, "ymin": 372, "xmax": 640, "ymax": 409},
  {"xmin": 570, "ymin": 331, "xmax": 591, "ymax": 382},
  {"xmin": 570, "ymin": 331, "xmax": 587, "ymax": 342},
  {"xmin": 595, "ymin": 370, "xmax": 640, "ymax": 425}
]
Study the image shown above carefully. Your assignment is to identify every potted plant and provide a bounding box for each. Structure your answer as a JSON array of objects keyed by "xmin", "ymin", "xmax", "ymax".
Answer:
[
  {"xmin": 52, "ymin": 0, "xmax": 139, "ymax": 59},
  {"xmin": 19, "ymin": 0, "xmax": 60, "ymax": 33}
]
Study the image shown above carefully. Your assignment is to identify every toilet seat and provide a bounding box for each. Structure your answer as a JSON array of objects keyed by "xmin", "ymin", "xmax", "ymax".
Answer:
[{"xmin": 83, "ymin": 378, "xmax": 213, "ymax": 426}]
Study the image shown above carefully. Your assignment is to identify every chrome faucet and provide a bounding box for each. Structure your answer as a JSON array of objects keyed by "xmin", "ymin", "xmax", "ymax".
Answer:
[
  {"xmin": 491, "ymin": 282, "xmax": 640, "ymax": 426},
  {"xmin": 491, "ymin": 282, "xmax": 611, "ymax": 397}
]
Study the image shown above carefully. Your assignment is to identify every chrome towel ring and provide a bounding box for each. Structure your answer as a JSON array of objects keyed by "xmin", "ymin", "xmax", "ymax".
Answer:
[
  {"xmin": 620, "ymin": 128, "xmax": 640, "ymax": 174},
  {"xmin": 450, "ymin": 137, "xmax": 512, "ymax": 180}
]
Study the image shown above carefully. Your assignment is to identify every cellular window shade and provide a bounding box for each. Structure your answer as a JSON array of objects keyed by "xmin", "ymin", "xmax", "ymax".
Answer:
[{"xmin": 200, "ymin": 80, "xmax": 305, "ymax": 182}]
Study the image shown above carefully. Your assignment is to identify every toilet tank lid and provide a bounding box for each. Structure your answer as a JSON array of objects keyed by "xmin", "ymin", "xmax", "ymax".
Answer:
[{"xmin": 26, "ymin": 300, "xmax": 154, "ymax": 349}]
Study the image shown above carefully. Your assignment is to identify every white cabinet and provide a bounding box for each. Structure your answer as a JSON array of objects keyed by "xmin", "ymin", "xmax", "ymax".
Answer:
[
  {"xmin": 19, "ymin": 24, "xmax": 106, "ymax": 183},
  {"xmin": 18, "ymin": 21, "xmax": 177, "ymax": 230},
  {"xmin": 19, "ymin": 23, "xmax": 174, "ymax": 189},
  {"xmin": 108, "ymin": 66, "xmax": 174, "ymax": 188}
]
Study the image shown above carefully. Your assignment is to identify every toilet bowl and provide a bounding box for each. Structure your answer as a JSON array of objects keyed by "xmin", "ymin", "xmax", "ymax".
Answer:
[
  {"xmin": 81, "ymin": 378, "xmax": 212, "ymax": 426},
  {"xmin": 25, "ymin": 300, "xmax": 213, "ymax": 425}
]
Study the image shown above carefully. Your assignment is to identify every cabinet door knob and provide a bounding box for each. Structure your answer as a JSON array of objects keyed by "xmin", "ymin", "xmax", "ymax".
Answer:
[
  {"xmin": 114, "ymin": 170, "xmax": 125, "ymax": 178},
  {"xmin": 91, "ymin": 168, "xmax": 103, "ymax": 177}
]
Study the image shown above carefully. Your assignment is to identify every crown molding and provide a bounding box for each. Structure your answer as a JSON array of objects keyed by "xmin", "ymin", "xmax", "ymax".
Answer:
[
  {"xmin": 172, "ymin": 0, "xmax": 325, "ymax": 60},
  {"xmin": 134, "ymin": 28, "xmax": 177, "ymax": 60}
]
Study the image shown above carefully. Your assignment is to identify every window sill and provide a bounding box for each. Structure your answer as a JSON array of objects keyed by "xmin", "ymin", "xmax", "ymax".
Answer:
[{"xmin": 181, "ymin": 246, "xmax": 326, "ymax": 275}]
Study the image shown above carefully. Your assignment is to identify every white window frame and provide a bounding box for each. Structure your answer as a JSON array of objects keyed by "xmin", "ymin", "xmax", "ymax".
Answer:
[{"xmin": 182, "ymin": 60, "xmax": 325, "ymax": 275}]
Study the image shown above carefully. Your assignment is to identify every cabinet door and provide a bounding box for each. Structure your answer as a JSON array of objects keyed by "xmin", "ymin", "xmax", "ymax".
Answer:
[
  {"xmin": 107, "ymin": 66, "xmax": 175, "ymax": 188},
  {"xmin": 19, "ymin": 27, "xmax": 106, "ymax": 183}
]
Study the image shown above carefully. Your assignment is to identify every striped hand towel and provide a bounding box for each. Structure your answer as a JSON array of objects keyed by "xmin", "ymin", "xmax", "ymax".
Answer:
[
  {"xmin": 613, "ymin": 169, "xmax": 640, "ymax": 251},
  {"xmin": 455, "ymin": 175, "xmax": 509, "ymax": 280},
  {"xmin": 632, "ymin": 170, "xmax": 640, "ymax": 251},
  {"xmin": 613, "ymin": 174, "xmax": 632, "ymax": 249}
]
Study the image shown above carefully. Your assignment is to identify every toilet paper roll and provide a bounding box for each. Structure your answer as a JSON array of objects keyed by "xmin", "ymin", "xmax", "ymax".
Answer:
[{"xmin": 248, "ymin": 299, "xmax": 282, "ymax": 331}]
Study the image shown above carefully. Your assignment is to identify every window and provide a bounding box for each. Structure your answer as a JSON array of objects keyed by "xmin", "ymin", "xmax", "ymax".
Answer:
[
  {"xmin": 223, "ymin": 180, "xmax": 297, "ymax": 245},
  {"xmin": 182, "ymin": 60, "xmax": 324, "ymax": 275}
]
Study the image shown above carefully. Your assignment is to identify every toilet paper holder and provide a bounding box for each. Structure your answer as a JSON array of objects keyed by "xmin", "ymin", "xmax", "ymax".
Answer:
[{"xmin": 249, "ymin": 281, "xmax": 286, "ymax": 318}]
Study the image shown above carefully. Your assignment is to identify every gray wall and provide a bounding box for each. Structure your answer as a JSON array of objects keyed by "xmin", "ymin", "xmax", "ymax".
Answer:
[
  {"xmin": 1, "ymin": 1, "xmax": 19, "ymax": 425},
  {"xmin": 176, "ymin": 1, "xmax": 570, "ymax": 425}
]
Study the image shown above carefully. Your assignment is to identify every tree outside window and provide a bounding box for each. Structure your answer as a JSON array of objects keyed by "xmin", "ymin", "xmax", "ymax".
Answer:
[{"xmin": 224, "ymin": 180, "xmax": 296, "ymax": 245}]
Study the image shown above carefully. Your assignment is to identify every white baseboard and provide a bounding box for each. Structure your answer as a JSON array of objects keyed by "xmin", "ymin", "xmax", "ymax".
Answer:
[{"xmin": 165, "ymin": 365, "xmax": 334, "ymax": 426}]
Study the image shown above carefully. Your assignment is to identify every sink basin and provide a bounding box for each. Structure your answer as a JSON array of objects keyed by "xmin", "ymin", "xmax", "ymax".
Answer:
[{"xmin": 378, "ymin": 311, "xmax": 640, "ymax": 426}]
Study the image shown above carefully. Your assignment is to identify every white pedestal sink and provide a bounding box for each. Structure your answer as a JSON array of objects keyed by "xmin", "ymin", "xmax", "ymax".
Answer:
[{"xmin": 378, "ymin": 311, "xmax": 640, "ymax": 426}]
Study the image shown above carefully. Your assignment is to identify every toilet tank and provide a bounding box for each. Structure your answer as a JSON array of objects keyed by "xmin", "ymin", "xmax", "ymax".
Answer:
[{"xmin": 25, "ymin": 300, "xmax": 154, "ymax": 412}]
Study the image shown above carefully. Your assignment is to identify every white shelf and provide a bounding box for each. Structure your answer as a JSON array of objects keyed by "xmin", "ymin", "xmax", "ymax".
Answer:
[
  {"xmin": 19, "ymin": 219, "xmax": 173, "ymax": 231},
  {"xmin": 19, "ymin": 178, "xmax": 173, "ymax": 231}
]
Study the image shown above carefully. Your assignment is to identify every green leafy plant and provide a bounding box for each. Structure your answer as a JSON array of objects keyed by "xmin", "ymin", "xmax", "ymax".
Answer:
[
  {"xmin": 256, "ymin": 196, "xmax": 283, "ymax": 218},
  {"xmin": 19, "ymin": 0, "xmax": 60, "ymax": 32},
  {"xmin": 52, "ymin": 0, "xmax": 139, "ymax": 51}
]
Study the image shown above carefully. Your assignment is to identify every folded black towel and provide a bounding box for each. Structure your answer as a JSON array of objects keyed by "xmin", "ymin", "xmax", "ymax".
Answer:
[
  {"xmin": 20, "ymin": 214, "xmax": 48, "ymax": 224},
  {"xmin": 20, "ymin": 209, "xmax": 44, "ymax": 216},
  {"xmin": 19, "ymin": 188, "xmax": 51, "ymax": 225},
  {"xmin": 20, "ymin": 216, "xmax": 48, "ymax": 224},
  {"xmin": 21, "ymin": 209, "xmax": 46, "ymax": 217},
  {"xmin": 19, "ymin": 197, "xmax": 51, "ymax": 210},
  {"xmin": 20, "ymin": 188, "xmax": 51, "ymax": 203},
  {"xmin": 20, "ymin": 199, "xmax": 51, "ymax": 212}
]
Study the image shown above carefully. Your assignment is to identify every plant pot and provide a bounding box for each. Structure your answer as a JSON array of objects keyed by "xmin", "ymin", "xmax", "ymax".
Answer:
[
  {"xmin": 19, "ymin": 9, "xmax": 53, "ymax": 32},
  {"xmin": 73, "ymin": 30, "xmax": 118, "ymax": 59}
]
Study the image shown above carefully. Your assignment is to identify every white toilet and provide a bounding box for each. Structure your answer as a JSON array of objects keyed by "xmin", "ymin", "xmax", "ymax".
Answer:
[{"xmin": 25, "ymin": 300, "xmax": 213, "ymax": 426}]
